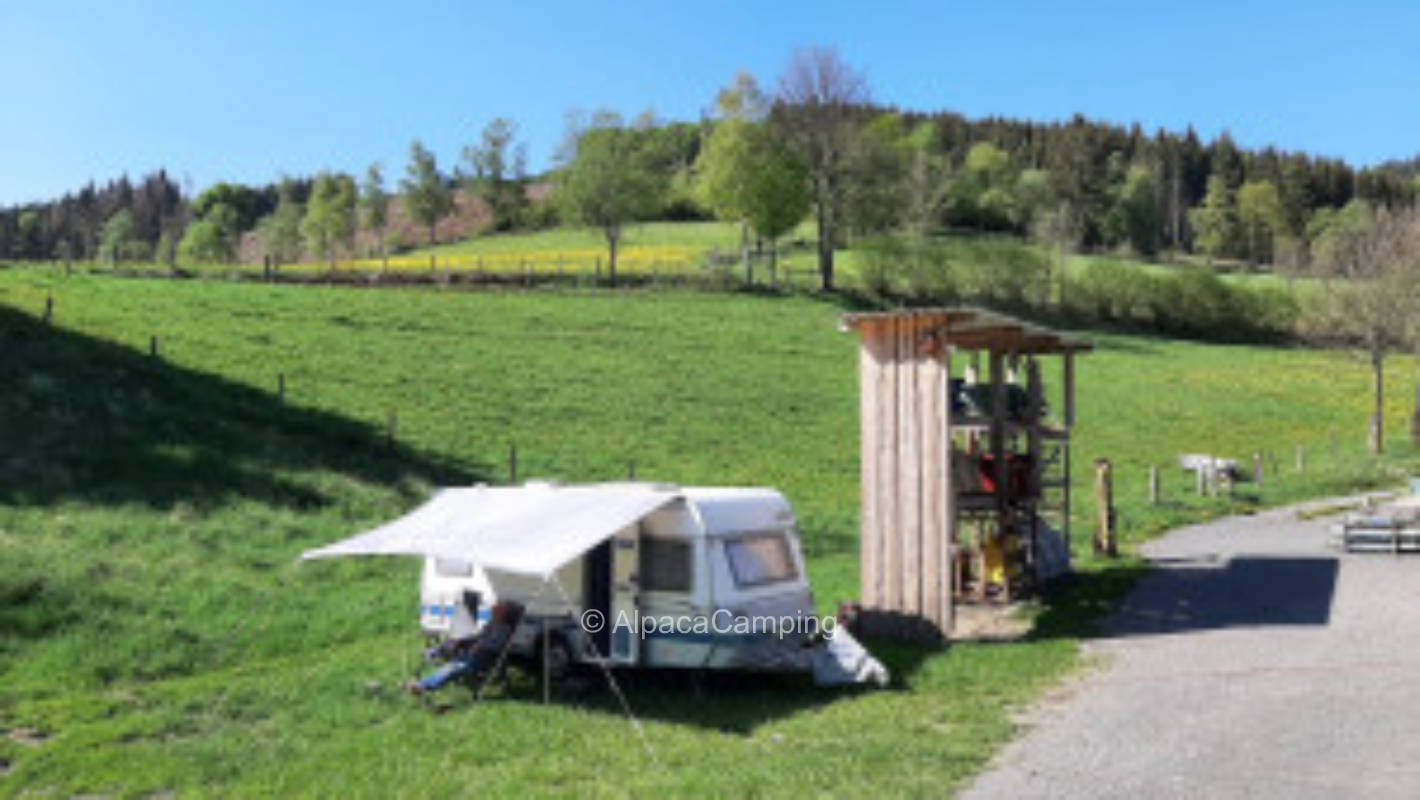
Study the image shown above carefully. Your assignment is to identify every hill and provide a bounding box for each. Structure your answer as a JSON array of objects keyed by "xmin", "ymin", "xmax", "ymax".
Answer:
[{"xmin": 0, "ymin": 269, "xmax": 1414, "ymax": 795}]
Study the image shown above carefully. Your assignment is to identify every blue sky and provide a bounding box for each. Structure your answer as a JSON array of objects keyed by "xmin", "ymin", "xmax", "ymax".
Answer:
[{"xmin": 2, "ymin": 0, "xmax": 1417, "ymax": 205}]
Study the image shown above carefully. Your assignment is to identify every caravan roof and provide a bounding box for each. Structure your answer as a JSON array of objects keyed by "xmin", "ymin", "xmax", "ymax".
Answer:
[{"xmin": 683, "ymin": 487, "xmax": 795, "ymax": 537}]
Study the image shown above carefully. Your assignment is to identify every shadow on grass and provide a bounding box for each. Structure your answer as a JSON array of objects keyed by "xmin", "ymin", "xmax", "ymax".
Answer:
[
  {"xmin": 457, "ymin": 665, "xmax": 894, "ymax": 735},
  {"xmin": 430, "ymin": 626, "xmax": 941, "ymax": 734},
  {"xmin": 0, "ymin": 305, "xmax": 483, "ymax": 511}
]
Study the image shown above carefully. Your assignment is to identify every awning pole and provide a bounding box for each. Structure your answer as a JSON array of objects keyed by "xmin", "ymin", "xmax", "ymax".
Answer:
[{"xmin": 549, "ymin": 576, "xmax": 657, "ymax": 763}]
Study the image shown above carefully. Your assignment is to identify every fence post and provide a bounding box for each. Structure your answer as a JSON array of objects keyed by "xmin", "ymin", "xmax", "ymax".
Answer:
[
  {"xmin": 1253, "ymin": 452, "xmax": 1263, "ymax": 488},
  {"xmin": 278, "ymin": 373, "xmax": 285, "ymax": 403},
  {"xmin": 1148, "ymin": 464, "xmax": 1159, "ymax": 505},
  {"xmin": 150, "ymin": 335, "xmax": 159, "ymax": 359},
  {"xmin": 429, "ymin": 254, "xmax": 436, "ymax": 277},
  {"xmin": 1094, "ymin": 458, "xmax": 1117, "ymax": 557},
  {"xmin": 508, "ymin": 442, "xmax": 518, "ymax": 485},
  {"xmin": 43, "ymin": 295, "xmax": 53, "ymax": 324},
  {"xmin": 1196, "ymin": 463, "xmax": 1206, "ymax": 496}
]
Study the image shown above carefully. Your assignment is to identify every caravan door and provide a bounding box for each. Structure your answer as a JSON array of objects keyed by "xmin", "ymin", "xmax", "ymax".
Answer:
[{"xmin": 609, "ymin": 524, "xmax": 640, "ymax": 664}]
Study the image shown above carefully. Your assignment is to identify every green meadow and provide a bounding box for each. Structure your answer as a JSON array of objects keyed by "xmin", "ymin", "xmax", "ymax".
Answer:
[{"xmin": 1, "ymin": 267, "xmax": 1415, "ymax": 797}]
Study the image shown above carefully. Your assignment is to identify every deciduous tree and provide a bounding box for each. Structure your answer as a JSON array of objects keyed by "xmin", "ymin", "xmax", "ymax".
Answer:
[
  {"xmin": 695, "ymin": 74, "xmax": 809, "ymax": 280},
  {"xmin": 99, "ymin": 210, "xmax": 136, "ymax": 263},
  {"xmin": 401, "ymin": 140, "xmax": 453, "ymax": 246},
  {"xmin": 1237, "ymin": 180, "xmax": 1286, "ymax": 265},
  {"xmin": 360, "ymin": 164, "xmax": 389, "ymax": 268},
  {"xmin": 1188, "ymin": 175, "xmax": 1241, "ymax": 261},
  {"xmin": 1315, "ymin": 204, "xmax": 1420, "ymax": 453},
  {"xmin": 177, "ymin": 202, "xmax": 239, "ymax": 264},
  {"xmin": 1107, "ymin": 165, "xmax": 1163, "ymax": 259},
  {"xmin": 463, "ymin": 118, "xmax": 528, "ymax": 232},
  {"xmin": 258, "ymin": 183, "xmax": 304, "ymax": 265},
  {"xmin": 773, "ymin": 47, "xmax": 869, "ymax": 290},
  {"xmin": 301, "ymin": 173, "xmax": 357, "ymax": 266},
  {"xmin": 556, "ymin": 111, "xmax": 664, "ymax": 284}
]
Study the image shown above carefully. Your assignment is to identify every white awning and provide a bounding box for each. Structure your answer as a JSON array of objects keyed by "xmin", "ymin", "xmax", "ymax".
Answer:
[{"xmin": 300, "ymin": 484, "xmax": 680, "ymax": 578}]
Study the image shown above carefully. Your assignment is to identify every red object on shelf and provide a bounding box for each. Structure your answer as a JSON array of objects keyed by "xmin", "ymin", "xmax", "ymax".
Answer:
[{"xmin": 977, "ymin": 453, "xmax": 1034, "ymax": 495}]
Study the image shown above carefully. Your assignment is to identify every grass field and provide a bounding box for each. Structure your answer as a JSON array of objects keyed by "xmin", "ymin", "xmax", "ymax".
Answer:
[
  {"xmin": 388, "ymin": 220, "xmax": 829, "ymax": 278},
  {"xmin": 1, "ymin": 267, "xmax": 1416, "ymax": 797},
  {"xmin": 39, "ymin": 218, "xmax": 1317, "ymax": 306}
]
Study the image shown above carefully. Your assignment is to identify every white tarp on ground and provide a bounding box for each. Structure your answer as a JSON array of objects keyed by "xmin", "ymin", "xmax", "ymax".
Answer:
[
  {"xmin": 300, "ymin": 483, "xmax": 680, "ymax": 578},
  {"xmin": 811, "ymin": 628, "xmax": 891, "ymax": 687}
]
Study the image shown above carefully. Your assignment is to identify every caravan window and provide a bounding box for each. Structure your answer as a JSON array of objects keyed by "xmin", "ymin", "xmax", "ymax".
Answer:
[
  {"xmin": 640, "ymin": 538, "xmax": 692, "ymax": 592},
  {"xmin": 724, "ymin": 532, "xmax": 798, "ymax": 588},
  {"xmin": 435, "ymin": 558, "xmax": 473, "ymax": 577}
]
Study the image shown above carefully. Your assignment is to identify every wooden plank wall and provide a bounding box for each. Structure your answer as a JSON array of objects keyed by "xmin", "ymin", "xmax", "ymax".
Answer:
[{"xmin": 857, "ymin": 317, "xmax": 952, "ymax": 640}]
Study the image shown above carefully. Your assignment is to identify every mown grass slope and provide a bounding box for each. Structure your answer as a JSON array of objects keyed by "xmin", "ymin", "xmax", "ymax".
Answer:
[{"xmin": 0, "ymin": 268, "xmax": 1414, "ymax": 797}]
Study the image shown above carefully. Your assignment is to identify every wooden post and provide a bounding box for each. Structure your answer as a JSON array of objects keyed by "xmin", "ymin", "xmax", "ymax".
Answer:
[
  {"xmin": 1062, "ymin": 352, "xmax": 1075, "ymax": 550},
  {"xmin": 1148, "ymin": 465, "xmax": 1159, "ymax": 504},
  {"xmin": 429, "ymin": 254, "xmax": 436, "ymax": 275},
  {"xmin": 278, "ymin": 373, "xmax": 285, "ymax": 403},
  {"xmin": 43, "ymin": 295, "xmax": 53, "ymax": 324},
  {"xmin": 149, "ymin": 335, "xmax": 159, "ymax": 358},
  {"xmin": 508, "ymin": 442, "xmax": 518, "ymax": 484},
  {"xmin": 989, "ymin": 351, "xmax": 1008, "ymax": 516},
  {"xmin": 1296, "ymin": 444, "xmax": 1305, "ymax": 474},
  {"xmin": 1094, "ymin": 458, "xmax": 1116, "ymax": 557},
  {"xmin": 1196, "ymin": 463, "xmax": 1206, "ymax": 496},
  {"xmin": 1253, "ymin": 452, "xmax": 1264, "ymax": 487}
]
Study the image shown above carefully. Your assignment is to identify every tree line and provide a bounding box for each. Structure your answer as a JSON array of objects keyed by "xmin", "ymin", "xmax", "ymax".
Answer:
[{"xmin": 4, "ymin": 47, "xmax": 1418, "ymax": 289}]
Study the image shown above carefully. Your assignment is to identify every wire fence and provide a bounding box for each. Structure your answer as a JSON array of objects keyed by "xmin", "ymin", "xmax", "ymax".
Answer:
[{"xmin": 17, "ymin": 250, "xmax": 826, "ymax": 292}]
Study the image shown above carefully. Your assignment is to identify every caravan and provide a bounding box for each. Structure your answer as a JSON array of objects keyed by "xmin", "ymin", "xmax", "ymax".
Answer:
[{"xmin": 303, "ymin": 482, "xmax": 886, "ymax": 686}]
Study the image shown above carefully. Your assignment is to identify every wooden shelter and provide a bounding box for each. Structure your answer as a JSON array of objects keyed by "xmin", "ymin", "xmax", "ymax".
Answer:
[{"xmin": 840, "ymin": 308, "xmax": 1091, "ymax": 641}]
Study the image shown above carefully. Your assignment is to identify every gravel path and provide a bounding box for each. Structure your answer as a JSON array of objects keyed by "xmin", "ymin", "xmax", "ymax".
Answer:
[{"xmin": 963, "ymin": 498, "xmax": 1420, "ymax": 799}]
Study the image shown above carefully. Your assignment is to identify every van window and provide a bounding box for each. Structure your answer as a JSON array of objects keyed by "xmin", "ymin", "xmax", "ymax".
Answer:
[
  {"xmin": 640, "ymin": 538, "xmax": 692, "ymax": 592},
  {"xmin": 724, "ymin": 532, "xmax": 798, "ymax": 588}
]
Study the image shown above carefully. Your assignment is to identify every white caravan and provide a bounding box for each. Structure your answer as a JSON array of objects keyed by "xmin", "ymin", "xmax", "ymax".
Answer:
[{"xmin": 303, "ymin": 482, "xmax": 887, "ymax": 686}]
